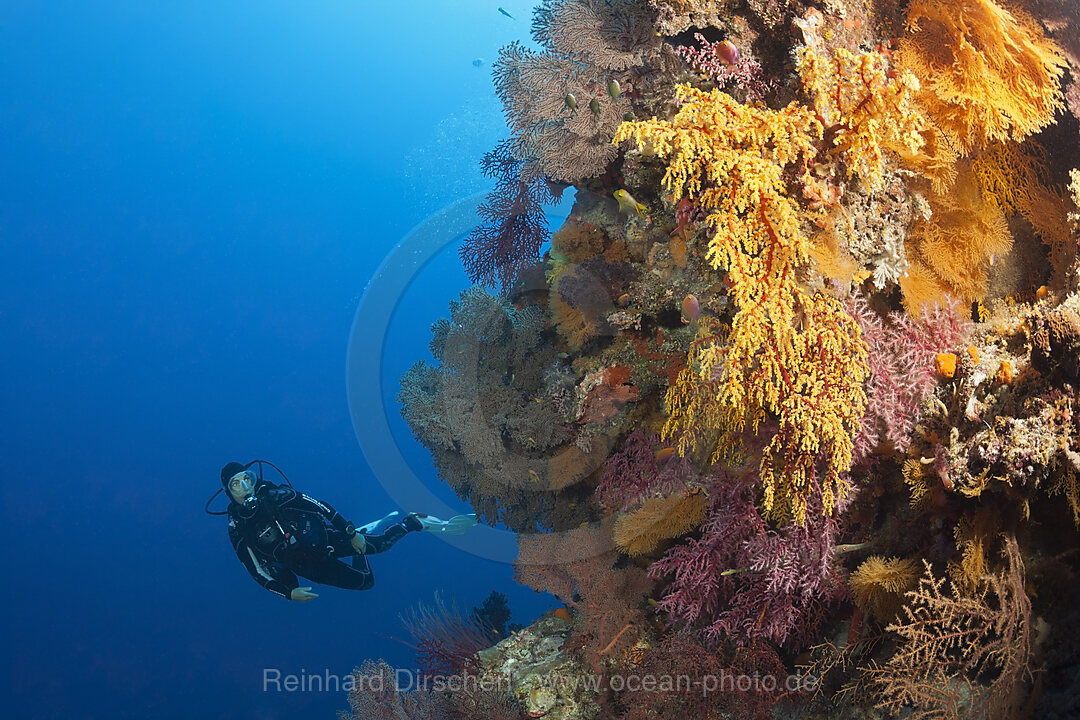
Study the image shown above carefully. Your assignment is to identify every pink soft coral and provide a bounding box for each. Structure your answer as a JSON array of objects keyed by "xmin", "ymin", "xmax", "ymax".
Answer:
[{"xmin": 847, "ymin": 294, "xmax": 971, "ymax": 462}]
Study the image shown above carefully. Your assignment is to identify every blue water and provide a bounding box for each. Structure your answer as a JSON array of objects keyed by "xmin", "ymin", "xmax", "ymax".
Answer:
[{"xmin": 1, "ymin": 2, "xmax": 555, "ymax": 717}]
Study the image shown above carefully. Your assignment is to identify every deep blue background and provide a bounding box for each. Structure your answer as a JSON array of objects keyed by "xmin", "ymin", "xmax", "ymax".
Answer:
[{"xmin": 0, "ymin": 2, "xmax": 556, "ymax": 718}]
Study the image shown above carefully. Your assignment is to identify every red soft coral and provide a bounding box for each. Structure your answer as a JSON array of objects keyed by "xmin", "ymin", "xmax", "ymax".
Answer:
[{"xmin": 577, "ymin": 365, "xmax": 640, "ymax": 425}]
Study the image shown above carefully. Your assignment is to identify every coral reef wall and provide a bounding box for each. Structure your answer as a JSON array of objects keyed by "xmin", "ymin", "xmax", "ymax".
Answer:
[{"xmin": 384, "ymin": 1, "xmax": 1080, "ymax": 718}]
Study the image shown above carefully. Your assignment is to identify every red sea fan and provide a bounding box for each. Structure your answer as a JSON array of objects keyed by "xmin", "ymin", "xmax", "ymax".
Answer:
[
  {"xmin": 460, "ymin": 139, "xmax": 557, "ymax": 291},
  {"xmin": 398, "ymin": 592, "xmax": 496, "ymax": 678}
]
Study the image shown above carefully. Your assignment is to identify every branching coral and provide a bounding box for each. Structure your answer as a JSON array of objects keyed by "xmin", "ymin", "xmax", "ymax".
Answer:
[
  {"xmin": 615, "ymin": 86, "xmax": 870, "ymax": 524},
  {"xmin": 868, "ymin": 535, "xmax": 1034, "ymax": 720}
]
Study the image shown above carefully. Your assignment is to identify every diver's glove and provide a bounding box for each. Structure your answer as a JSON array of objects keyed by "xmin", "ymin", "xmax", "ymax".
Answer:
[
  {"xmin": 290, "ymin": 587, "xmax": 319, "ymax": 602},
  {"xmin": 415, "ymin": 513, "xmax": 478, "ymax": 535}
]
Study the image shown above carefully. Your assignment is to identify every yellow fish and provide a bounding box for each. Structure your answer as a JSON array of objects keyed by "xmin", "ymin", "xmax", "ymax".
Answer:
[
  {"xmin": 528, "ymin": 469, "xmax": 541, "ymax": 484},
  {"xmin": 614, "ymin": 189, "xmax": 647, "ymax": 218}
]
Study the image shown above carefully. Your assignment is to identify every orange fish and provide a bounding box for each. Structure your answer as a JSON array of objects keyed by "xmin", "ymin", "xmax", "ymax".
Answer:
[
  {"xmin": 654, "ymin": 447, "xmax": 676, "ymax": 464},
  {"xmin": 681, "ymin": 294, "xmax": 700, "ymax": 323},
  {"xmin": 714, "ymin": 40, "xmax": 739, "ymax": 65}
]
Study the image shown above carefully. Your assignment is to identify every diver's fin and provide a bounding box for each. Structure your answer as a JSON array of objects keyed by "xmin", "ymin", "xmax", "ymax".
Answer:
[{"xmin": 416, "ymin": 513, "xmax": 478, "ymax": 535}]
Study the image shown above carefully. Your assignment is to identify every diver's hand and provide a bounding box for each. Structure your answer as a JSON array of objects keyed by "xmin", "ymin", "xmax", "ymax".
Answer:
[
  {"xmin": 351, "ymin": 533, "xmax": 367, "ymax": 554},
  {"xmin": 350, "ymin": 533, "xmax": 367, "ymax": 554},
  {"xmin": 290, "ymin": 587, "xmax": 319, "ymax": 602}
]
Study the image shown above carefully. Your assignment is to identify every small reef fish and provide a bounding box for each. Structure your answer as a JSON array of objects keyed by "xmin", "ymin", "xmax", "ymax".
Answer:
[
  {"xmin": 589, "ymin": 98, "xmax": 600, "ymax": 116},
  {"xmin": 614, "ymin": 189, "xmax": 647, "ymax": 218},
  {"xmin": 472, "ymin": 58, "xmax": 484, "ymax": 68},
  {"xmin": 714, "ymin": 40, "xmax": 739, "ymax": 65},
  {"xmin": 681, "ymin": 293, "xmax": 701, "ymax": 323},
  {"xmin": 607, "ymin": 79, "xmax": 621, "ymax": 99},
  {"xmin": 564, "ymin": 92, "xmax": 578, "ymax": 111},
  {"xmin": 498, "ymin": 7, "xmax": 514, "ymax": 19},
  {"xmin": 528, "ymin": 469, "xmax": 541, "ymax": 484},
  {"xmin": 617, "ymin": 293, "xmax": 630, "ymax": 307},
  {"xmin": 654, "ymin": 447, "xmax": 676, "ymax": 464}
]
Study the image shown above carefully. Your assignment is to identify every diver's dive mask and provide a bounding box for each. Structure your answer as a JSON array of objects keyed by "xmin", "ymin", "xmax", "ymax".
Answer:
[{"xmin": 228, "ymin": 470, "xmax": 258, "ymax": 505}]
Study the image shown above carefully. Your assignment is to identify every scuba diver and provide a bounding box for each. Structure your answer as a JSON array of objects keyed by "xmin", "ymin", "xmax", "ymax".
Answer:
[{"xmin": 208, "ymin": 460, "xmax": 478, "ymax": 602}]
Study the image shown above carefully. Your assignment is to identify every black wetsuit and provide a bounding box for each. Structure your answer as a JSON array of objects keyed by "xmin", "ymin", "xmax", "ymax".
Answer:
[{"xmin": 227, "ymin": 483, "xmax": 421, "ymax": 599}]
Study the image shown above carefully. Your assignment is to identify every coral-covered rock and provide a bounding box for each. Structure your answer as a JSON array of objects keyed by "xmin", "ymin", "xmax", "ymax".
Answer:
[
  {"xmin": 474, "ymin": 613, "xmax": 601, "ymax": 720},
  {"xmin": 1031, "ymin": 304, "xmax": 1080, "ymax": 381}
]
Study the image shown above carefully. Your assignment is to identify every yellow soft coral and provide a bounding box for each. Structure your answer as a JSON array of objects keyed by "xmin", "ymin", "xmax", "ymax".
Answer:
[
  {"xmin": 902, "ymin": 163, "xmax": 1012, "ymax": 308},
  {"xmin": 615, "ymin": 87, "xmax": 868, "ymax": 524},
  {"xmin": 797, "ymin": 47, "xmax": 926, "ymax": 190}
]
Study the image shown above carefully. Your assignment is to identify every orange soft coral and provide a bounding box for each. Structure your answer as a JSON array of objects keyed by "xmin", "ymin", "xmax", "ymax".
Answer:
[{"xmin": 898, "ymin": 0, "xmax": 1067, "ymax": 154}]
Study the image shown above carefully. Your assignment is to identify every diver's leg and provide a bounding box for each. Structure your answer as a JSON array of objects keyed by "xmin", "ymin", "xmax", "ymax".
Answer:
[{"xmin": 361, "ymin": 513, "xmax": 423, "ymax": 554}]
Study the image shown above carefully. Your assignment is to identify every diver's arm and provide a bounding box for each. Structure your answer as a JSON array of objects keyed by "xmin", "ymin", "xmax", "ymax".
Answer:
[{"xmin": 228, "ymin": 519, "xmax": 298, "ymax": 600}]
